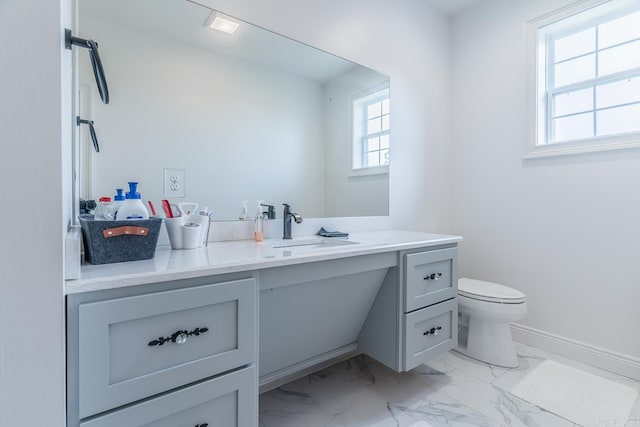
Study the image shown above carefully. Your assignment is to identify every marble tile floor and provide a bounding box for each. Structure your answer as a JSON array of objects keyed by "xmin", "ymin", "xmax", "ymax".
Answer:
[{"xmin": 259, "ymin": 342, "xmax": 640, "ymax": 427}]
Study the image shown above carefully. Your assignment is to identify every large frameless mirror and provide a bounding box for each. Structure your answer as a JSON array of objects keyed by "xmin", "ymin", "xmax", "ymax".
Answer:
[{"xmin": 76, "ymin": 0, "xmax": 390, "ymax": 220}]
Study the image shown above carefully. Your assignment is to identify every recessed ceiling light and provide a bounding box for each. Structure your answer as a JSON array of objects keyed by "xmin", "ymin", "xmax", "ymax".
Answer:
[{"xmin": 205, "ymin": 12, "xmax": 240, "ymax": 35}]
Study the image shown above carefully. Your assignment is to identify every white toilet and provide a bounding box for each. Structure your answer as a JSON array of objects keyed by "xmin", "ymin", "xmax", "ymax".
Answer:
[{"xmin": 454, "ymin": 278, "xmax": 527, "ymax": 368}]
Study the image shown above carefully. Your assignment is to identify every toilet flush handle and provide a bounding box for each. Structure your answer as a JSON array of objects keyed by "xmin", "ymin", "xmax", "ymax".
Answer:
[{"xmin": 424, "ymin": 273, "xmax": 443, "ymax": 281}]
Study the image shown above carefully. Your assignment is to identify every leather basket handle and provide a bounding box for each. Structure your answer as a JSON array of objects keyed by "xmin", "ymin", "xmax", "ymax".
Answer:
[{"xmin": 103, "ymin": 226, "xmax": 149, "ymax": 238}]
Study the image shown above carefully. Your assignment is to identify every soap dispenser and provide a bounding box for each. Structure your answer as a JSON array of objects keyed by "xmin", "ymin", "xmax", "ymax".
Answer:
[
  {"xmin": 116, "ymin": 182, "xmax": 150, "ymax": 220},
  {"xmin": 254, "ymin": 200, "xmax": 265, "ymax": 242},
  {"xmin": 239, "ymin": 201, "xmax": 249, "ymax": 220}
]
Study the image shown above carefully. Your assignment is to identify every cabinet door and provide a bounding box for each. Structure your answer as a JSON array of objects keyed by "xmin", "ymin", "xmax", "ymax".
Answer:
[
  {"xmin": 77, "ymin": 278, "xmax": 256, "ymax": 418},
  {"xmin": 80, "ymin": 366, "xmax": 256, "ymax": 427},
  {"xmin": 403, "ymin": 298, "xmax": 457, "ymax": 371},
  {"xmin": 404, "ymin": 248, "xmax": 457, "ymax": 312}
]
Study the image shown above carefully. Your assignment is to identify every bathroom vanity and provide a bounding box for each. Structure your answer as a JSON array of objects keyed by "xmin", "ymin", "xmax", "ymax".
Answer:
[
  {"xmin": 65, "ymin": 2, "xmax": 461, "ymax": 426},
  {"xmin": 65, "ymin": 230, "xmax": 461, "ymax": 426}
]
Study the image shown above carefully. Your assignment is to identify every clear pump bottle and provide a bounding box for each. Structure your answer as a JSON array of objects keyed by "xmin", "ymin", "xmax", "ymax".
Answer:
[
  {"xmin": 94, "ymin": 197, "xmax": 112, "ymax": 220},
  {"xmin": 240, "ymin": 201, "xmax": 249, "ymax": 220},
  {"xmin": 254, "ymin": 200, "xmax": 265, "ymax": 241}
]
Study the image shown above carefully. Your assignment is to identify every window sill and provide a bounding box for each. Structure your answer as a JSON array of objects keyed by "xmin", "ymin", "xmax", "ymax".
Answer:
[
  {"xmin": 349, "ymin": 165, "xmax": 389, "ymax": 177},
  {"xmin": 524, "ymin": 133, "xmax": 640, "ymax": 159}
]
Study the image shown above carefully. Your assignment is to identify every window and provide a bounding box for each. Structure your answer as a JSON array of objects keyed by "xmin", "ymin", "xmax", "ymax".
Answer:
[
  {"xmin": 352, "ymin": 86, "xmax": 390, "ymax": 172},
  {"xmin": 526, "ymin": 0, "xmax": 640, "ymax": 157}
]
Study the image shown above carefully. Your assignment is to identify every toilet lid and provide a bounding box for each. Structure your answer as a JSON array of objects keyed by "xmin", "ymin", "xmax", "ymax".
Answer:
[{"xmin": 458, "ymin": 278, "xmax": 526, "ymax": 303}]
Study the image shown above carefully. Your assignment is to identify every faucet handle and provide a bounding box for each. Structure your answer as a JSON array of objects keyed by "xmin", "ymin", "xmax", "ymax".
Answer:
[{"xmin": 261, "ymin": 203, "xmax": 275, "ymax": 219}]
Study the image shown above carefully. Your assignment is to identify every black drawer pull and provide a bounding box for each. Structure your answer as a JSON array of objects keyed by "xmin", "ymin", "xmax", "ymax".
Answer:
[
  {"xmin": 424, "ymin": 326, "xmax": 442, "ymax": 336},
  {"xmin": 148, "ymin": 327, "xmax": 209, "ymax": 346},
  {"xmin": 424, "ymin": 273, "xmax": 442, "ymax": 281},
  {"xmin": 195, "ymin": 424, "xmax": 209, "ymax": 427}
]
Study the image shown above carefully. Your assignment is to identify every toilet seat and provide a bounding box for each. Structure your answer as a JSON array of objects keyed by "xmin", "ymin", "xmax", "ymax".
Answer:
[{"xmin": 458, "ymin": 278, "xmax": 526, "ymax": 304}]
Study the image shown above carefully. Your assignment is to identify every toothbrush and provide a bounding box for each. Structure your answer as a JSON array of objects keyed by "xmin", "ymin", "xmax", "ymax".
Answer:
[
  {"xmin": 148, "ymin": 201, "xmax": 157, "ymax": 216},
  {"xmin": 161, "ymin": 200, "xmax": 173, "ymax": 218}
]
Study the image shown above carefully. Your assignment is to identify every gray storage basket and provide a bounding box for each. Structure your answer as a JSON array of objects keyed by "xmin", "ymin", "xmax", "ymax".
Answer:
[{"xmin": 79, "ymin": 215, "xmax": 162, "ymax": 265}]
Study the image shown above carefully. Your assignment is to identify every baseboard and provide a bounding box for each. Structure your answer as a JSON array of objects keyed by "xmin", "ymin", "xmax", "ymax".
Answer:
[
  {"xmin": 258, "ymin": 344, "xmax": 360, "ymax": 393},
  {"xmin": 511, "ymin": 323, "xmax": 640, "ymax": 381}
]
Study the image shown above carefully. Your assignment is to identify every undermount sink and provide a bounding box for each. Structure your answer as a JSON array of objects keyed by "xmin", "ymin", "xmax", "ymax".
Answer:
[{"xmin": 270, "ymin": 238, "xmax": 359, "ymax": 250}]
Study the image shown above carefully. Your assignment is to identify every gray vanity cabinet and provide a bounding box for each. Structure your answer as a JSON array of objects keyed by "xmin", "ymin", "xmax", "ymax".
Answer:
[
  {"xmin": 403, "ymin": 297, "xmax": 457, "ymax": 370},
  {"xmin": 405, "ymin": 248, "xmax": 457, "ymax": 312},
  {"xmin": 66, "ymin": 276, "xmax": 257, "ymax": 427},
  {"xmin": 359, "ymin": 244, "xmax": 458, "ymax": 371},
  {"xmin": 79, "ymin": 366, "xmax": 256, "ymax": 427},
  {"xmin": 67, "ymin": 239, "xmax": 460, "ymax": 426}
]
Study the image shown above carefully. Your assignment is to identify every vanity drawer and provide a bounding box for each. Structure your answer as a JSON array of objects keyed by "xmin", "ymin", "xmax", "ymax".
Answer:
[
  {"xmin": 404, "ymin": 248, "xmax": 458, "ymax": 312},
  {"xmin": 77, "ymin": 278, "xmax": 256, "ymax": 418},
  {"xmin": 80, "ymin": 365, "xmax": 257, "ymax": 427},
  {"xmin": 403, "ymin": 298, "xmax": 457, "ymax": 371}
]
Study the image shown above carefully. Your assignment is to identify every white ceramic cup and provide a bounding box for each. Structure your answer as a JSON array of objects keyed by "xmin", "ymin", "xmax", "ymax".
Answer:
[
  {"xmin": 185, "ymin": 214, "xmax": 210, "ymax": 245},
  {"xmin": 181, "ymin": 222, "xmax": 202, "ymax": 249},
  {"xmin": 164, "ymin": 217, "xmax": 185, "ymax": 249}
]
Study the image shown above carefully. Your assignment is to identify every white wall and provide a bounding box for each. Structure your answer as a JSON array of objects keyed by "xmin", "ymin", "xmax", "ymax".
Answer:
[
  {"xmin": 324, "ymin": 66, "xmax": 390, "ymax": 217},
  {"xmin": 451, "ymin": 0, "xmax": 640, "ymax": 359},
  {"xmin": 0, "ymin": 0, "xmax": 67, "ymax": 425},
  {"xmin": 80, "ymin": 16, "xmax": 326, "ymax": 220},
  {"xmin": 199, "ymin": 0, "xmax": 452, "ymax": 232}
]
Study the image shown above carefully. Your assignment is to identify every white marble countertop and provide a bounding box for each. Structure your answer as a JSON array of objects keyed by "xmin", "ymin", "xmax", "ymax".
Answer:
[{"xmin": 65, "ymin": 230, "xmax": 462, "ymax": 294}]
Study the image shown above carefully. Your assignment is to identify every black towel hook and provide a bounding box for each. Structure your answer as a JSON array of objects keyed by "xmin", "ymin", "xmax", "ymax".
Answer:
[
  {"xmin": 76, "ymin": 117, "xmax": 100, "ymax": 153},
  {"xmin": 65, "ymin": 29, "xmax": 109, "ymax": 104}
]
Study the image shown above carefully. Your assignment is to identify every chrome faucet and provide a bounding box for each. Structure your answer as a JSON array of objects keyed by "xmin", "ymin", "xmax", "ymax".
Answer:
[{"xmin": 282, "ymin": 203, "xmax": 303, "ymax": 240}]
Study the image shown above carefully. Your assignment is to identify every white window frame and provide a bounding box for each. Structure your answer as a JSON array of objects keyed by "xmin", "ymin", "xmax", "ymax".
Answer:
[
  {"xmin": 351, "ymin": 83, "xmax": 390, "ymax": 176},
  {"xmin": 525, "ymin": 0, "xmax": 640, "ymax": 158}
]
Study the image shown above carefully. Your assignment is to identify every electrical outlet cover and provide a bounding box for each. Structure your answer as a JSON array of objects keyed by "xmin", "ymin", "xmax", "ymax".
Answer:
[{"xmin": 164, "ymin": 168, "xmax": 185, "ymax": 197}]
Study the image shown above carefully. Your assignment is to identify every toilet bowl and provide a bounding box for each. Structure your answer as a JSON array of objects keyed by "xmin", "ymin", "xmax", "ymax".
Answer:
[{"xmin": 454, "ymin": 278, "xmax": 527, "ymax": 368}]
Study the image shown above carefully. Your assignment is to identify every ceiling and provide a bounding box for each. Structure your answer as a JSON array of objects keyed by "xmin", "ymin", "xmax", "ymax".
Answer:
[{"xmin": 425, "ymin": 0, "xmax": 485, "ymax": 16}]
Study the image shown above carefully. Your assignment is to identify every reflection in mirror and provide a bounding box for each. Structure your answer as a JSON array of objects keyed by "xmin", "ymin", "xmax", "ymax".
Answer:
[{"xmin": 77, "ymin": 0, "xmax": 390, "ymax": 220}]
